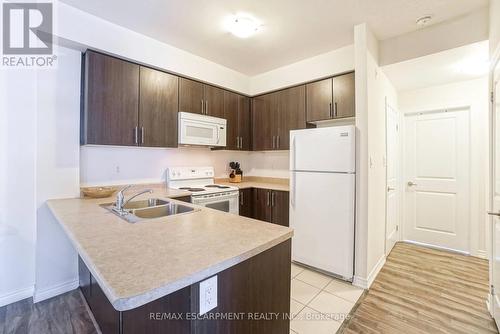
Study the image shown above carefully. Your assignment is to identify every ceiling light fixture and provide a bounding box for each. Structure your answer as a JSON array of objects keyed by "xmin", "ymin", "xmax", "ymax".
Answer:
[
  {"xmin": 416, "ymin": 15, "xmax": 433, "ymax": 27},
  {"xmin": 224, "ymin": 14, "xmax": 261, "ymax": 38}
]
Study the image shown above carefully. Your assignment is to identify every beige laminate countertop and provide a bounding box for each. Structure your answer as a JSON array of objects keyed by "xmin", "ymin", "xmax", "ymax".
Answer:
[
  {"xmin": 215, "ymin": 177, "xmax": 290, "ymax": 192},
  {"xmin": 48, "ymin": 187, "xmax": 293, "ymax": 311}
]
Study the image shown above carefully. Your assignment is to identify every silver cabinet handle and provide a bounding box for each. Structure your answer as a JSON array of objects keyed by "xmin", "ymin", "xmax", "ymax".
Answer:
[
  {"xmin": 201, "ymin": 100, "xmax": 204, "ymax": 114},
  {"xmin": 272, "ymin": 136, "xmax": 275, "ymax": 149},
  {"xmin": 236, "ymin": 137, "xmax": 239, "ymax": 149},
  {"xmin": 407, "ymin": 181, "xmax": 417, "ymax": 187},
  {"xmin": 271, "ymin": 192, "xmax": 275, "ymax": 207},
  {"xmin": 134, "ymin": 126, "xmax": 138, "ymax": 145},
  {"xmin": 240, "ymin": 192, "xmax": 244, "ymax": 205},
  {"xmin": 329, "ymin": 103, "xmax": 332, "ymax": 118},
  {"xmin": 205, "ymin": 100, "xmax": 208, "ymax": 115},
  {"xmin": 387, "ymin": 186, "xmax": 395, "ymax": 192},
  {"xmin": 240, "ymin": 137, "xmax": 243, "ymax": 149},
  {"xmin": 488, "ymin": 211, "xmax": 500, "ymax": 217},
  {"xmin": 334, "ymin": 102, "xmax": 338, "ymax": 117},
  {"xmin": 277, "ymin": 135, "xmax": 280, "ymax": 149},
  {"xmin": 266, "ymin": 191, "xmax": 270, "ymax": 206},
  {"xmin": 141, "ymin": 126, "xmax": 144, "ymax": 144}
]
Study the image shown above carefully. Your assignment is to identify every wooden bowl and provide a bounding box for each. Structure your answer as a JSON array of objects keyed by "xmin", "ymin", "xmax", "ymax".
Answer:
[{"xmin": 81, "ymin": 186, "xmax": 117, "ymax": 199}]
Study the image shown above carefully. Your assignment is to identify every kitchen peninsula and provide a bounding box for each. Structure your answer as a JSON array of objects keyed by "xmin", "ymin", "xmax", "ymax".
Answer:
[{"xmin": 47, "ymin": 186, "xmax": 293, "ymax": 334}]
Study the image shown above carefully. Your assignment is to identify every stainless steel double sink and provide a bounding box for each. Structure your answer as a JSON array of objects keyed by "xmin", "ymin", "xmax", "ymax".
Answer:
[{"xmin": 101, "ymin": 198, "xmax": 196, "ymax": 223}]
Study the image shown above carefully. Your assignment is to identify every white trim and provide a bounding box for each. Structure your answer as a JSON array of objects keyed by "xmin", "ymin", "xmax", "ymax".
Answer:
[
  {"xmin": 476, "ymin": 249, "xmax": 488, "ymax": 259},
  {"xmin": 0, "ymin": 286, "xmax": 34, "ymax": 307},
  {"xmin": 403, "ymin": 239, "xmax": 469, "ymax": 255},
  {"xmin": 352, "ymin": 255, "xmax": 386, "ymax": 289},
  {"xmin": 33, "ymin": 279, "xmax": 79, "ymax": 303}
]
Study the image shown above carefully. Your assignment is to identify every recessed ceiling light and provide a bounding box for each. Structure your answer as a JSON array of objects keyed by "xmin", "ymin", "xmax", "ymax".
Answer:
[
  {"xmin": 416, "ymin": 15, "xmax": 433, "ymax": 27},
  {"xmin": 224, "ymin": 14, "xmax": 261, "ymax": 38}
]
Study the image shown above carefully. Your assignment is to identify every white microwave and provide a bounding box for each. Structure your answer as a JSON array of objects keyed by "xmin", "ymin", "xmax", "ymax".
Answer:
[{"xmin": 178, "ymin": 112, "xmax": 227, "ymax": 147}]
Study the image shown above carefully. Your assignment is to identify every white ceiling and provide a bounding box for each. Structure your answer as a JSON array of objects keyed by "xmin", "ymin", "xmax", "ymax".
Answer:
[
  {"xmin": 382, "ymin": 41, "xmax": 489, "ymax": 92},
  {"xmin": 60, "ymin": 0, "xmax": 488, "ymax": 75}
]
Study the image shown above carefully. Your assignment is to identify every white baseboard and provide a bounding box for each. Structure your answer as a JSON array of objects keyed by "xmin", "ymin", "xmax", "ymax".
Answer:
[
  {"xmin": 0, "ymin": 286, "xmax": 34, "ymax": 307},
  {"xmin": 352, "ymin": 255, "xmax": 386, "ymax": 289},
  {"xmin": 403, "ymin": 239, "xmax": 469, "ymax": 255},
  {"xmin": 476, "ymin": 249, "xmax": 487, "ymax": 259},
  {"xmin": 33, "ymin": 279, "xmax": 79, "ymax": 303}
]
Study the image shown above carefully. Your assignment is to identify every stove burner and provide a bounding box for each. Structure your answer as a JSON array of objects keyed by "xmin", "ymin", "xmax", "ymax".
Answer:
[
  {"xmin": 179, "ymin": 187, "xmax": 205, "ymax": 192},
  {"xmin": 205, "ymin": 185, "xmax": 230, "ymax": 189}
]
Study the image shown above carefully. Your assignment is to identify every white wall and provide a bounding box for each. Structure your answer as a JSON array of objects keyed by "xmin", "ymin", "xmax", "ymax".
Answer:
[
  {"xmin": 248, "ymin": 45, "xmax": 354, "ymax": 95},
  {"xmin": 0, "ymin": 70, "xmax": 37, "ymax": 306},
  {"xmin": 34, "ymin": 47, "xmax": 82, "ymax": 302},
  {"xmin": 353, "ymin": 24, "xmax": 398, "ymax": 289},
  {"xmin": 80, "ymin": 146, "xmax": 289, "ymax": 186},
  {"xmin": 399, "ymin": 77, "xmax": 490, "ymax": 257},
  {"xmin": 491, "ymin": 0, "xmax": 500, "ymax": 57}
]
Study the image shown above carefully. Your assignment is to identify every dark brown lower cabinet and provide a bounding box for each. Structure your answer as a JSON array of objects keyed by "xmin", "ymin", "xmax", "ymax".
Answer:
[
  {"xmin": 238, "ymin": 188, "xmax": 253, "ymax": 218},
  {"xmin": 251, "ymin": 188, "xmax": 289, "ymax": 227},
  {"xmin": 78, "ymin": 239, "xmax": 291, "ymax": 334}
]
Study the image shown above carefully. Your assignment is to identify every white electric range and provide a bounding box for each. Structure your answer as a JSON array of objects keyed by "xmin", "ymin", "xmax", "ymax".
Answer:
[{"xmin": 166, "ymin": 167, "xmax": 239, "ymax": 214}]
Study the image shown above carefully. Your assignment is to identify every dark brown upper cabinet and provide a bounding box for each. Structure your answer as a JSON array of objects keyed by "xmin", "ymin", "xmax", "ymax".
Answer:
[
  {"xmin": 82, "ymin": 50, "xmax": 140, "ymax": 146},
  {"xmin": 224, "ymin": 91, "xmax": 251, "ymax": 150},
  {"xmin": 179, "ymin": 78, "xmax": 204, "ymax": 115},
  {"xmin": 252, "ymin": 86, "xmax": 305, "ymax": 151},
  {"xmin": 139, "ymin": 67, "xmax": 179, "ymax": 148},
  {"xmin": 306, "ymin": 72, "xmax": 355, "ymax": 122},
  {"xmin": 179, "ymin": 78, "xmax": 224, "ymax": 118},
  {"xmin": 252, "ymin": 92, "xmax": 279, "ymax": 151},
  {"xmin": 278, "ymin": 85, "xmax": 306, "ymax": 150},
  {"xmin": 333, "ymin": 72, "xmax": 355, "ymax": 119},
  {"xmin": 82, "ymin": 51, "xmax": 179, "ymax": 148}
]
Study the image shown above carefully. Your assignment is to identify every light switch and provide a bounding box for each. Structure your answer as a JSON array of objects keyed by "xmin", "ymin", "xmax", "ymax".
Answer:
[{"xmin": 199, "ymin": 275, "xmax": 217, "ymax": 315}]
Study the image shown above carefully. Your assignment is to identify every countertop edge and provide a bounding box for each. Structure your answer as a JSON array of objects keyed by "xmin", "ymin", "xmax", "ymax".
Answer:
[{"xmin": 47, "ymin": 200, "xmax": 293, "ymax": 312}]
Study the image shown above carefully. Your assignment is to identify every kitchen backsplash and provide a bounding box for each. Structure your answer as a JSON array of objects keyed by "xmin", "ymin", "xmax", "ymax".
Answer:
[{"xmin": 80, "ymin": 145, "xmax": 289, "ymax": 186}]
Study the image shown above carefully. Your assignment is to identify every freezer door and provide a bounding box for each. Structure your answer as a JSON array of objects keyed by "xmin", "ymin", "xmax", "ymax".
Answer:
[
  {"xmin": 290, "ymin": 171, "xmax": 355, "ymax": 279},
  {"xmin": 290, "ymin": 126, "xmax": 355, "ymax": 173}
]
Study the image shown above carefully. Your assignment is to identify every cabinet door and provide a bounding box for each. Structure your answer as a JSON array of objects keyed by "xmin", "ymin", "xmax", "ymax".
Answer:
[
  {"xmin": 88, "ymin": 276, "xmax": 120, "ymax": 334},
  {"xmin": 204, "ymin": 85, "xmax": 225, "ymax": 118},
  {"xmin": 139, "ymin": 67, "xmax": 178, "ymax": 148},
  {"xmin": 278, "ymin": 85, "xmax": 305, "ymax": 150},
  {"xmin": 238, "ymin": 95, "xmax": 251, "ymax": 150},
  {"xmin": 224, "ymin": 91, "xmax": 239, "ymax": 150},
  {"xmin": 271, "ymin": 191, "xmax": 290, "ymax": 227},
  {"xmin": 179, "ymin": 78, "xmax": 204, "ymax": 114},
  {"xmin": 78, "ymin": 257, "xmax": 91, "ymax": 302},
  {"xmin": 252, "ymin": 188, "xmax": 272, "ymax": 222},
  {"xmin": 333, "ymin": 72, "xmax": 355, "ymax": 118},
  {"xmin": 83, "ymin": 51, "xmax": 139, "ymax": 146},
  {"xmin": 306, "ymin": 78, "xmax": 333, "ymax": 122},
  {"xmin": 252, "ymin": 93, "xmax": 278, "ymax": 151},
  {"xmin": 239, "ymin": 188, "xmax": 253, "ymax": 218}
]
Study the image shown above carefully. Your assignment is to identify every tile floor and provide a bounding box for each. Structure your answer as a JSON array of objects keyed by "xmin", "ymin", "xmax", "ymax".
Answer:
[{"xmin": 289, "ymin": 263, "xmax": 364, "ymax": 334}]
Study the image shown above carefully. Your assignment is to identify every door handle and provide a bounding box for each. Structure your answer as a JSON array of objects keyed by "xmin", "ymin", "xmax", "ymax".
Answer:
[
  {"xmin": 334, "ymin": 102, "xmax": 338, "ymax": 117},
  {"xmin": 329, "ymin": 103, "xmax": 332, "ymax": 118},
  {"xmin": 141, "ymin": 126, "xmax": 145, "ymax": 144},
  {"xmin": 488, "ymin": 211, "xmax": 500, "ymax": 217},
  {"xmin": 271, "ymin": 192, "xmax": 275, "ymax": 207},
  {"xmin": 407, "ymin": 181, "xmax": 417, "ymax": 187},
  {"xmin": 205, "ymin": 100, "xmax": 209, "ymax": 115},
  {"xmin": 201, "ymin": 100, "xmax": 204, "ymax": 114},
  {"xmin": 134, "ymin": 126, "xmax": 138, "ymax": 145},
  {"xmin": 266, "ymin": 191, "xmax": 271, "ymax": 206},
  {"xmin": 240, "ymin": 192, "xmax": 243, "ymax": 205},
  {"xmin": 236, "ymin": 137, "xmax": 239, "ymax": 149},
  {"xmin": 277, "ymin": 135, "xmax": 280, "ymax": 149},
  {"xmin": 272, "ymin": 136, "xmax": 276, "ymax": 149},
  {"xmin": 387, "ymin": 186, "xmax": 395, "ymax": 192}
]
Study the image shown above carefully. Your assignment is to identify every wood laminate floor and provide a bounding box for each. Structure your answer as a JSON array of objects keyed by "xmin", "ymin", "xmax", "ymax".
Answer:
[
  {"xmin": 341, "ymin": 242, "xmax": 498, "ymax": 334},
  {"xmin": 0, "ymin": 290, "xmax": 97, "ymax": 334}
]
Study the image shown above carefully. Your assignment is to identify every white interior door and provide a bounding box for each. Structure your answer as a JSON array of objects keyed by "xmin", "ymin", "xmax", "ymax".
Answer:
[
  {"xmin": 386, "ymin": 102, "xmax": 400, "ymax": 255},
  {"xmin": 404, "ymin": 110, "xmax": 470, "ymax": 252},
  {"xmin": 489, "ymin": 55, "xmax": 500, "ymax": 326}
]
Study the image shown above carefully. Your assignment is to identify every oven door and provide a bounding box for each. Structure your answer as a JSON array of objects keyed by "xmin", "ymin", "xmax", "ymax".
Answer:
[
  {"xmin": 191, "ymin": 191, "xmax": 239, "ymax": 214},
  {"xmin": 178, "ymin": 112, "xmax": 226, "ymax": 147}
]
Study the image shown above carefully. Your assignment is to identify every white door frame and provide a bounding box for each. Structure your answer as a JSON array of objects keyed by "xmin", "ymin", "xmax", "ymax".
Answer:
[
  {"xmin": 488, "ymin": 45, "xmax": 500, "ymax": 321},
  {"xmin": 402, "ymin": 107, "xmax": 472, "ymax": 254},
  {"xmin": 385, "ymin": 98, "xmax": 402, "ymax": 255}
]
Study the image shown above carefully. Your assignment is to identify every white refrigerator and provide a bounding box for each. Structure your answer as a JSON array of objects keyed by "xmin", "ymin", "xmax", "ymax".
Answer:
[{"xmin": 290, "ymin": 125, "xmax": 355, "ymax": 281}]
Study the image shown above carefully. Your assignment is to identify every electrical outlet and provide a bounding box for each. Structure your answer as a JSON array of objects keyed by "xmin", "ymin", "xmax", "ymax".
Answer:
[{"xmin": 199, "ymin": 275, "xmax": 217, "ymax": 315}]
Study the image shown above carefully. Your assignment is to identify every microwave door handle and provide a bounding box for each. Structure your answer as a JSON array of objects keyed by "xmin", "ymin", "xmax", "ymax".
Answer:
[{"xmin": 216, "ymin": 126, "xmax": 220, "ymax": 144}]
